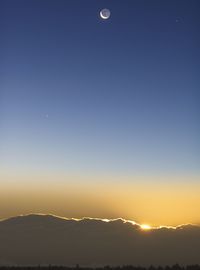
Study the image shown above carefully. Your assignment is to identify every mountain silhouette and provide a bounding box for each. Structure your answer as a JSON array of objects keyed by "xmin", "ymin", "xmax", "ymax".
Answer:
[{"xmin": 0, "ymin": 214, "xmax": 200, "ymax": 266}]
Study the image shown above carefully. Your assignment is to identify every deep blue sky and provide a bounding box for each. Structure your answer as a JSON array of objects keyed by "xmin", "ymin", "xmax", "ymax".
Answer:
[{"xmin": 0, "ymin": 0, "xmax": 200, "ymax": 176}]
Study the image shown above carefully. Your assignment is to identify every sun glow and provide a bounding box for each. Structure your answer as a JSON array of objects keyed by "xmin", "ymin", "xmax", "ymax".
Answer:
[{"xmin": 140, "ymin": 224, "xmax": 152, "ymax": 230}]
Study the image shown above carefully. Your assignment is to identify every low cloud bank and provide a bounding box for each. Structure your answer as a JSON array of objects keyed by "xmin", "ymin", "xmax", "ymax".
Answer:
[{"xmin": 0, "ymin": 214, "xmax": 200, "ymax": 266}]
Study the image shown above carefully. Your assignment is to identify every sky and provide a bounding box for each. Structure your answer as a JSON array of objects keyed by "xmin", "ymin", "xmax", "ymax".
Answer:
[{"xmin": 0, "ymin": 0, "xmax": 200, "ymax": 226}]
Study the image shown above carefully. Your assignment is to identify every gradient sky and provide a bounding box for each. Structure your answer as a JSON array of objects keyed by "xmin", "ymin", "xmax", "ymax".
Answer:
[{"xmin": 0, "ymin": 0, "xmax": 200, "ymax": 225}]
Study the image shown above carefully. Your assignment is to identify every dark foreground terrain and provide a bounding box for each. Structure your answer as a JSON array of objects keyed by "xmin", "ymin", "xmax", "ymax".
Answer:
[{"xmin": 0, "ymin": 265, "xmax": 200, "ymax": 270}]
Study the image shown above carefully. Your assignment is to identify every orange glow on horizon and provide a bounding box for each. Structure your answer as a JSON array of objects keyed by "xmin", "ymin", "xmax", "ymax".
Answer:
[{"xmin": 0, "ymin": 171, "xmax": 200, "ymax": 227}]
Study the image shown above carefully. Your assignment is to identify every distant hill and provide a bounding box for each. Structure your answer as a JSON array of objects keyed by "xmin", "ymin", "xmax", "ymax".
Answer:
[{"xmin": 0, "ymin": 214, "xmax": 200, "ymax": 266}]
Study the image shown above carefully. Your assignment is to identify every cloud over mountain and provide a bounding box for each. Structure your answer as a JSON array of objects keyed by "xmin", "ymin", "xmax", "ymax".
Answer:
[{"xmin": 0, "ymin": 214, "xmax": 200, "ymax": 266}]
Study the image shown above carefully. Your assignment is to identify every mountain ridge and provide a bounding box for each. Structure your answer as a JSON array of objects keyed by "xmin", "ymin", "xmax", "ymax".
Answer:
[{"xmin": 1, "ymin": 213, "xmax": 199, "ymax": 230}]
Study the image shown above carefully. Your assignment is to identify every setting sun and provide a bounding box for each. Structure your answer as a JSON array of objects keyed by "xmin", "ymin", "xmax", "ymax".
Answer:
[{"xmin": 140, "ymin": 224, "xmax": 152, "ymax": 230}]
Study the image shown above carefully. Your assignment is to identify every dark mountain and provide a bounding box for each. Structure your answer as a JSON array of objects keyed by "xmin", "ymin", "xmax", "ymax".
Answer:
[{"xmin": 0, "ymin": 214, "xmax": 200, "ymax": 266}]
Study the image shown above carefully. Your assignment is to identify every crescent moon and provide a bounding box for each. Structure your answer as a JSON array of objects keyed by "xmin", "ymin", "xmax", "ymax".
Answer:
[
  {"xmin": 100, "ymin": 13, "xmax": 108, "ymax": 19},
  {"xmin": 100, "ymin": 9, "xmax": 111, "ymax": 20}
]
